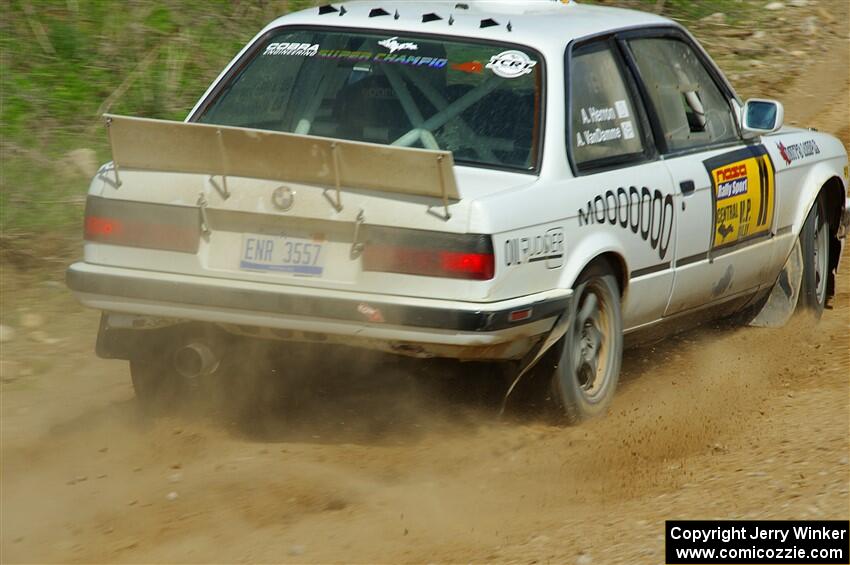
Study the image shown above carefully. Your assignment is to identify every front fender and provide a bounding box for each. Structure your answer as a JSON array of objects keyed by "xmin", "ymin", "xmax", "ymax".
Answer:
[
  {"xmin": 768, "ymin": 131, "xmax": 848, "ymax": 236},
  {"xmin": 789, "ymin": 160, "xmax": 847, "ymax": 236},
  {"xmin": 767, "ymin": 131, "xmax": 848, "ymax": 301}
]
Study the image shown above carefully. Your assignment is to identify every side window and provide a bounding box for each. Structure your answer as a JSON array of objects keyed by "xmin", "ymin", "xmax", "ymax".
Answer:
[
  {"xmin": 570, "ymin": 42, "xmax": 646, "ymax": 172},
  {"xmin": 628, "ymin": 37, "xmax": 737, "ymax": 153}
]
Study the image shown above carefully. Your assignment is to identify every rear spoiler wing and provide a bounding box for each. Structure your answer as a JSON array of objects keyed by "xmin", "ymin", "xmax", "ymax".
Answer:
[{"xmin": 103, "ymin": 114, "xmax": 459, "ymax": 216}]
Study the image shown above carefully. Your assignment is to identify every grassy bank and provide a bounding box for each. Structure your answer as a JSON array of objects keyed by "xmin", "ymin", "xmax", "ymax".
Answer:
[
  {"xmin": 0, "ymin": 0, "xmax": 787, "ymax": 234},
  {"xmin": 1, "ymin": 0, "xmax": 317, "ymax": 232}
]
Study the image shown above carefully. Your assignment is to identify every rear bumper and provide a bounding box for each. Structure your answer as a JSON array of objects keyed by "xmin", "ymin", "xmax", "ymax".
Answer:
[{"xmin": 66, "ymin": 262, "xmax": 571, "ymax": 358}]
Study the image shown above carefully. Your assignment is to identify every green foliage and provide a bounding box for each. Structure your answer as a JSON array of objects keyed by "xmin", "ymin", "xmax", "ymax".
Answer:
[
  {"xmin": 584, "ymin": 0, "xmax": 756, "ymax": 21},
  {"xmin": 1, "ymin": 0, "xmax": 318, "ymax": 231},
  {"xmin": 0, "ymin": 0, "xmax": 769, "ymax": 233}
]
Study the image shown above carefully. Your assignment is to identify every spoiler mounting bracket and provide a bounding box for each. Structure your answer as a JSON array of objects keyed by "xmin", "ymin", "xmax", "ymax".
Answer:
[
  {"xmin": 103, "ymin": 117, "xmax": 123, "ymax": 188},
  {"xmin": 208, "ymin": 175, "xmax": 230, "ymax": 200},
  {"xmin": 324, "ymin": 142, "xmax": 344, "ymax": 212},
  {"xmin": 209, "ymin": 129, "xmax": 231, "ymax": 200},
  {"xmin": 196, "ymin": 192, "xmax": 212, "ymax": 238},
  {"xmin": 427, "ymin": 155, "xmax": 452, "ymax": 221},
  {"xmin": 350, "ymin": 209, "xmax": 366, "ymax": 258}
]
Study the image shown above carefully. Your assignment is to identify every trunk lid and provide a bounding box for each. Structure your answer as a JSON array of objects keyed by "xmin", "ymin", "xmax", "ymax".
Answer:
[{"xmin": 86, "ymin": 116, "xmax": 530, "ymax": 300}]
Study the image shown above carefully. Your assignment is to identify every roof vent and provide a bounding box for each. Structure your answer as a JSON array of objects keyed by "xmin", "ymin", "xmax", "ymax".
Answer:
[
  {"xmin": 339, "ymin": 6, "xmax": 347, "ymax": 15},
  {"xmin": 455, "ymin": 2, "xmax": 469, "ymax": 9},
  {"xmin": 394, "ymin": 9, "xmax": 400, "ymax": 19},
  {"xmin": 318, "ymin": 4, "xmax": 338, "ymax": 15},
  {"xmin": 369, "ymin": 7, "xmax": 390, "ymax": 17},
  {"xmin": 422, "ymin": 12, "xmax": 442, "ymax": 23},
  {"xmin": 506, "ymin": 21, "xmax": 512, "ymax": 32},
  {"xmin": 448, "ymin": 15, "xmax": 455, "ymax": 25},
  {"xmin": 480, "ymin": 18, "xmax": 499, "ymax": 28}
]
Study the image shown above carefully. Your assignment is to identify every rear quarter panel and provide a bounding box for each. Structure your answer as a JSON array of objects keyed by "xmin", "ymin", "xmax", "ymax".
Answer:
[{"xmin": 473, "ymin": 160, "xmax": 677, "ymax": 329}]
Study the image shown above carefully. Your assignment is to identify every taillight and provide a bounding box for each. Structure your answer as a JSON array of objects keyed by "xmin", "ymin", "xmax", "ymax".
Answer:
[
  {"xmin": 84, "ymin": 196, "xmax": 200, "ymax": 253},
  {"xmin": 85, "ymin": 216, "xmax": 119, "ymax": 236},
  {"xmin": 441, "ymin": 251, "xmax": 494, "ymax": 279},
  {"xmin": 362, "ymin": 228, "xmax": 494, "ymax": 280}
]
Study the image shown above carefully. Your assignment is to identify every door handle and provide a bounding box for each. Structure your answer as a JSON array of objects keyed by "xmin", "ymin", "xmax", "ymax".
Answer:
[{"xmin": 680, "ymin": 180, "xmax": 696, "ymax": 195}]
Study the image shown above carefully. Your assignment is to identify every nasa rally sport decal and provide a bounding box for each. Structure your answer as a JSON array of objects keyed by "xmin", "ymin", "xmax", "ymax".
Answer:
[{"xmin": 703, "ymin": 145, "xmax": 775, "ymax": 250}]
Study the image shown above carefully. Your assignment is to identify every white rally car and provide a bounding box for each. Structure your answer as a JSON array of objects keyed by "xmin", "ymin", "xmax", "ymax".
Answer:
[{"xmin": 67, "ymin": 0, "xmax": 849, "ymax": 422}]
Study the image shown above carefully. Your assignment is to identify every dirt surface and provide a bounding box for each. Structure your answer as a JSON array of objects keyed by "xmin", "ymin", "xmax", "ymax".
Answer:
[{"xmin": 2, "ymin": 6, "xmax": 849, "ymax": 565}]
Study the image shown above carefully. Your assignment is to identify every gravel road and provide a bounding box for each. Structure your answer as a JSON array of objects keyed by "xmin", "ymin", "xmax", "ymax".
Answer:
[{"xmin": 1, "ymin": 5, "xmax": 848, "ymax": 563}]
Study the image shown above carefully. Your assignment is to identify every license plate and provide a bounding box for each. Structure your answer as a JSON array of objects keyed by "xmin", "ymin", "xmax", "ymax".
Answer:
[{"xmin": 240, "ymin": 233, "xmax": 324, "ymax": 276}]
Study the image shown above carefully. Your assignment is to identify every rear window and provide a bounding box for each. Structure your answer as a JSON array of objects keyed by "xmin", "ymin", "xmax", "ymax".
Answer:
[{"xmin": 196, "ymin": 28, "xmax": 544, "ymax": 171}]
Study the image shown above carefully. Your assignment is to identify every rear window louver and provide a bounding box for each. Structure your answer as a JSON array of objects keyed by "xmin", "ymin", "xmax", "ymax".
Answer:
[{"xmin": 318, "ymin": 4, "xmax": 346, "ymax": 15}]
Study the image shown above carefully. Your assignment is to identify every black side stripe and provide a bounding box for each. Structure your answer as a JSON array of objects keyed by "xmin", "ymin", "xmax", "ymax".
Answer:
[
  {"xmin": 630, "ymin": 262, "xmax": 671, "ymax": 279},
  {"xmin": 702, "ymin": 144, "xmax": 770, "ymax": 171},
  {"xmin": 710, "ymin": 232, "xmax": 772, "ymax": 257},
  {"xmin": 757, "ymin": 156, "xmax": 768, "ymax": 226},
  {"xmin": 676, "ymin": 252, "xmax": 708, "ymax": 267},
  {"xmin": 754, "ymin": 156, "xmax": 760, "ymax": 225},
  {"xmin": 764, "ymin": 156, "xmax": 772, "ymax": 225}
]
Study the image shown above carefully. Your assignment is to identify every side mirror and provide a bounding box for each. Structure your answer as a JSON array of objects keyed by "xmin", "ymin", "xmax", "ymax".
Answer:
[{"xmin": 741, "ymin": 98, "xmax": 784, "ymax": 138}]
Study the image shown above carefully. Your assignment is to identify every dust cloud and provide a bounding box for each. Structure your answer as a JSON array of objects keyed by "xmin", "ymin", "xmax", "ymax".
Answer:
[
  {"xmin": 3, "ymin": 1, "xmax": 850, "ymax": 559},
  {"xmin": 2, "ymin": 269, "xmax": 848, "ymax": 563}
]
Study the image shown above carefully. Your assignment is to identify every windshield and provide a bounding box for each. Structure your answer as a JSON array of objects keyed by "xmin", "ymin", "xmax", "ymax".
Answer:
[{"xmin": 196, "ymin": 28, "xmax": 544, "ymax": 171}]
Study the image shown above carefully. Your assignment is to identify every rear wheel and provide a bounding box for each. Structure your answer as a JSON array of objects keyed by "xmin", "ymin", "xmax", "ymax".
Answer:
[
  {"xmin": 550, "ymin": 264, "xmax": 623, "ymax": 424},
  {"xmin": 798, "ymin": 195, "xmax": 829, "ymax": 318}
]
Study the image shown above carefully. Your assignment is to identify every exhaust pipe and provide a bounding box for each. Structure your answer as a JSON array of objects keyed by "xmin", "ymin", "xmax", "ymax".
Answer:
[{"xmin": 173, "ymin": 342, "xmax": 220, "ymax": 379}]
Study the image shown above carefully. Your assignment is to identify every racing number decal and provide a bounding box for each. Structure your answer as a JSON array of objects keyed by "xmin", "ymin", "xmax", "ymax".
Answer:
[{"xmin": 703, "ymin": 145, "xmax": 775, "ymax": 250}]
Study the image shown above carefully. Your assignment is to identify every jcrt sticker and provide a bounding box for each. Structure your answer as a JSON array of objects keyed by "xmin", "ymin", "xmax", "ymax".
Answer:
[
  {"xmin": 703, "ymin": 146, "xmax": 775, "ymax": 249},
  {"xmin": 486, "ymin": 50, "xmax": 537, "ymax": 79}
]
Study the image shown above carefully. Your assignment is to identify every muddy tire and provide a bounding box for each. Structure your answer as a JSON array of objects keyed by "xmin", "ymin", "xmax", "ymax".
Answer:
[
  {"xmin": 798, "ymin": 195, "xmax": 829, "ymax": 318},
  {"xmin": 550, "ymin": 263, "xmax": 623, "ymax": 424},
  {"xmin": 129, "ymin": 358, "xmax": 186, "ymax": 412}
]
